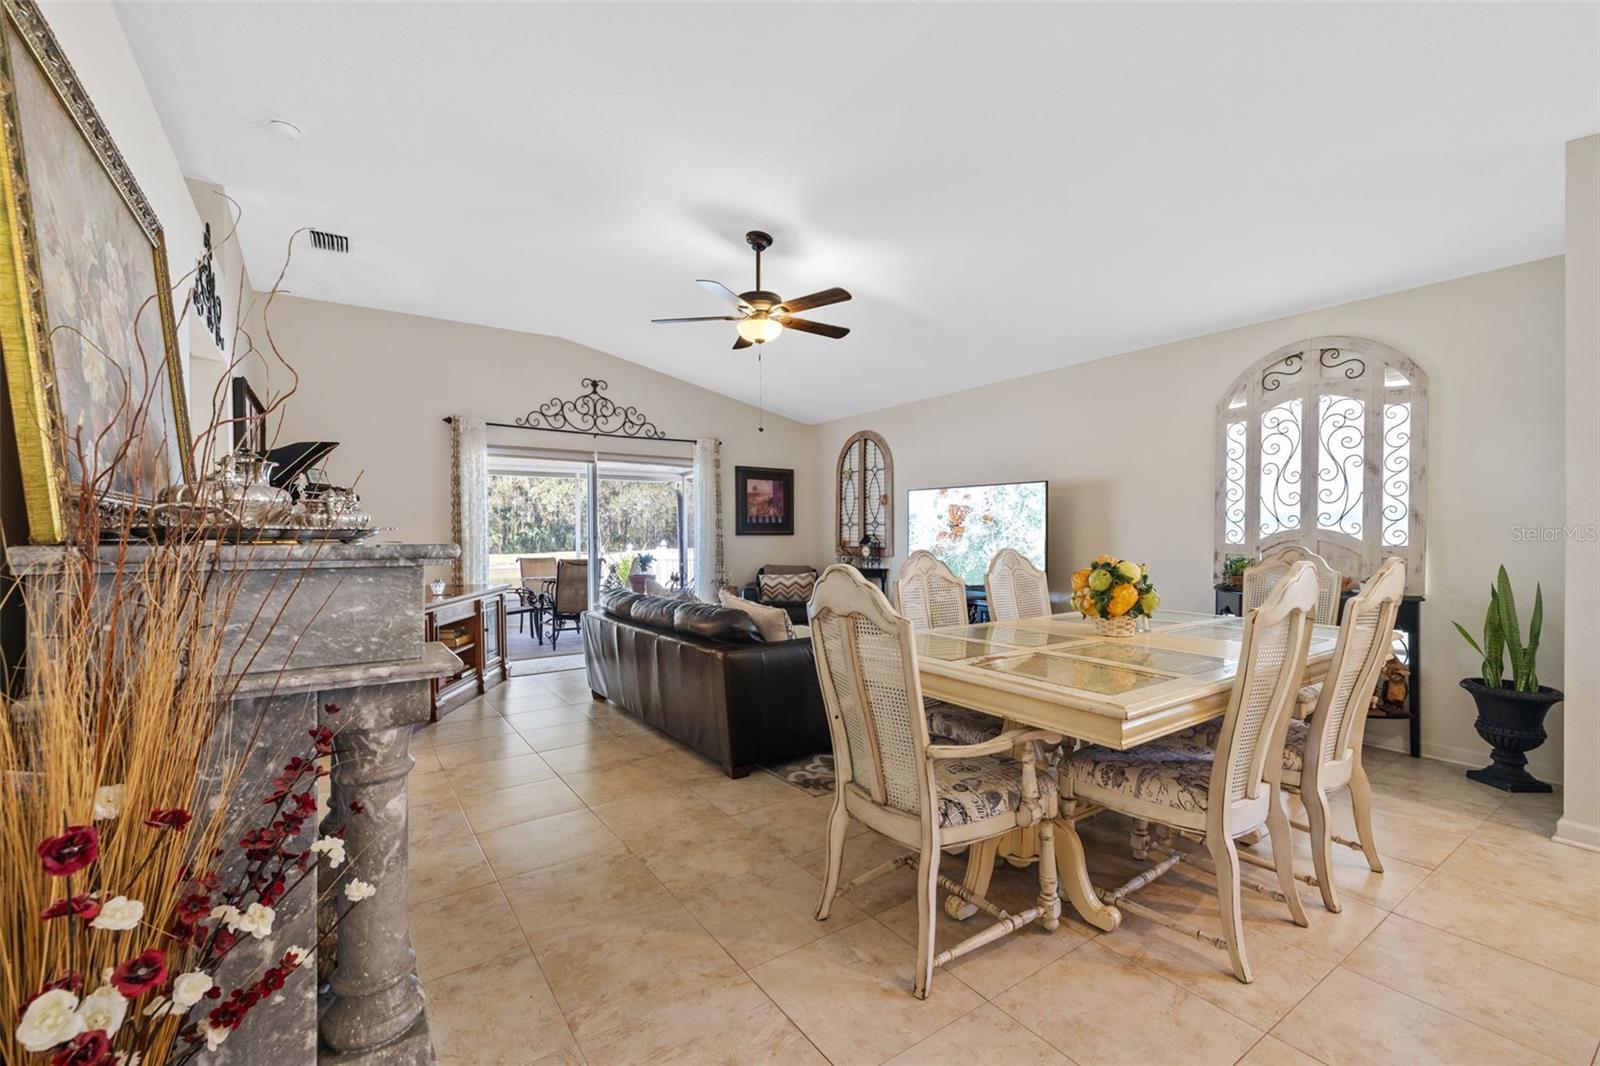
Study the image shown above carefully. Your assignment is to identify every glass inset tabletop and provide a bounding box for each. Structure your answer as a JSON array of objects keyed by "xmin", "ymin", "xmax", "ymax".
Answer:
[
  {"xmin": 956, "ymin": 623, "xmax": 1084, "ymax": 648},
  {"xmin": 1166, "ymin": 618, "xmax": 1248, "ymax": 640},
  {"xmin": 1061, "ymin": 641, "xmax": 1230, "ymax": 675},
  {"xmin": 975, "ymin": 652, "xmax": 1171, "ymax": 695},
  {"xmin": 916, "ymin": 634, "xmax": 1009, "ymax": 661}
]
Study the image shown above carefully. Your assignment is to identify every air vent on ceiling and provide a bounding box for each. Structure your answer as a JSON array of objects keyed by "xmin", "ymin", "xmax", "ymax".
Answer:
[{"xmin": 309, "ymin": 229, "xmax": 350, "ymax": 254}]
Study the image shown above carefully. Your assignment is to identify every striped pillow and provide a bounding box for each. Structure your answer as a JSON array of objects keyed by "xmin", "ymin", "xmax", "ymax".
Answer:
[{"xmin": 759, "ymin": 572, "xmax": 816, "ymax": 604}]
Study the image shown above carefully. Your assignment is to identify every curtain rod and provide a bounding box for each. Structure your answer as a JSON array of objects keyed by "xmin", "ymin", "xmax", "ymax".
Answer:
[{"xmin": 440, "ymin": 416, "xmax": 716, "ymax": 447}]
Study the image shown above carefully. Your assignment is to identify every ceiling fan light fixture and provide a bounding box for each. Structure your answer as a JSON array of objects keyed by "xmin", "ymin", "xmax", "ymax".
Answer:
[{"xmin": 736, "ymin": 315, "xmax": 783, "ymax": 344}]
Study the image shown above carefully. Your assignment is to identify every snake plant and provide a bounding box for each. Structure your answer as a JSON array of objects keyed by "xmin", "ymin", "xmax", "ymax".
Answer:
[{"xmin": 1454, "ymin": 566, "xmax": 1543, "ymax": 692}]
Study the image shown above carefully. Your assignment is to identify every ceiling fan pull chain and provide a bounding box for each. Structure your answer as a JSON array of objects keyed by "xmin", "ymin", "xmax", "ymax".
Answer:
[{"xmin": 758, "ymin": 350, "xmax": 766, "ymax": 433}]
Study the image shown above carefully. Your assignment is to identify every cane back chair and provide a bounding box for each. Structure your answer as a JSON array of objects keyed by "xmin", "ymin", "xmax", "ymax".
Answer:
[
  {"xmin": 1205, "ymin": 557, "xmax": 1404, "ymax": 912},
  {"xmin": 809, "ymin": 565, "xmax": 1063, "ymax": 998},
  {"xmin": 897, "ymin": 551, "xmax": 1003, "ymax": 746},
  {"xmin": 984, "ymin": 548, "xmax": 1050, "ymax": 622},
  {"xmin": 1062, "ymin": 562, "xmax": 1320, "ymax": 983}
]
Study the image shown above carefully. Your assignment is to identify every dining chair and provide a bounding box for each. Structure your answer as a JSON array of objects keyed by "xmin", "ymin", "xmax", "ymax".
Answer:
[
  {"xmin": 1062, "ymin": 561, "xmax": 1320, "ymax": 983},
  {"xmin": 809, "ymin": 564, "xmax": 1064, "ymax": 999},
  {"xmin": 548, "ymin": 558, "xmax": 588, "ymax": 651},
  {"xmin": 984, "ymin": 548, "xmax": 1050, "ymax": 621},
  {"xmin": 1191, "ymin": 557, "xmax": 1404, "ymax": 912},
  {"xmin": 519, "ymin": 555, "xmax": 560, "ymax": 641},
  {"xmin": 1244, "ymin": 546, "xmax": 1341, "ymax": 717},
  {"xmin": 897, "ymin": 551, "xmax": 1002, "ymax": 746}
]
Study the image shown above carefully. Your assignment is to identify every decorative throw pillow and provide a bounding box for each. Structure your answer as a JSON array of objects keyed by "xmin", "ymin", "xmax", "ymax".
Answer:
[
  {"xmin": 759, "ymin": 572, "xmax": 816, "ymax": 604},
  {"xmin": 719, "ymin": 589, "xmax": 795, "ymax": 642}
]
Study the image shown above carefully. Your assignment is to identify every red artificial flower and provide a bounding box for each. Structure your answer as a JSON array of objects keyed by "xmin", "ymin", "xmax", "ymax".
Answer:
[
  {"xmin": 210, "ymin": 928, "xmax": 239, "ymax": 959},
  {"xmin": 36, "ymin": 826, "xmax": 99, "ymax": 877},
  {"xmin": 144, "ymin": 807, "xmax": 193, "ymax": 832},
  {"xmin": 349, "ymin": 800, "xmax": 367, "ymax": 815},
  {"xmin": 259, "ymin": 876, "xmax": 287, "ymax": 907},
  {"xmin": 110, "ymin": 950, "xmax": 168, "ymax": 997},
  {"xmin": 290, "ymin": 791, "xmax": 318, "ymax": 818},
  {"xmin": 309, "ymin": 725, "xmax": 335, "ymax": 755},
  {"xmin": 50, "ymin": 1031, "xmax": 113, "ymax": 1066},
  {"xmin": 323, "ymin": 702, "xmax": 342, "ymax": 715},
  {"xmin": 238, "ymin": 826, "xmax": 284, "ymax": 862},
  {"xmin": 40, "ymin": 893, "xmax": 101, "ymax": 923}
]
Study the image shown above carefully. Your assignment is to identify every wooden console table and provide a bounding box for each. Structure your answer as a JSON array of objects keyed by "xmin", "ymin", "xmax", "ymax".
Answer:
[{"xmin": 426, "ymin": 583, "xmax": 510, "ymax": 719}]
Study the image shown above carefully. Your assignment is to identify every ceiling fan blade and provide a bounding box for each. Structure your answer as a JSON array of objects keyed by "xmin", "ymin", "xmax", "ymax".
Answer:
[
  {"xmin": 776, "ymin": 287, "xmax": 851, "ymax": 314},
  {"xmin": 651, "ymin": 315, "xmax": 741, "ymax": 323},
  {"xmin": 777, "ymin": 315, "xmax": 849, "ymax": 339},
  {"xmin": 732, "ymin": 335, "xmax": 754, "ymax": 350},
  {"xmin": 697, "ymin": 279, "xmax": 752, "ymax": 311}
]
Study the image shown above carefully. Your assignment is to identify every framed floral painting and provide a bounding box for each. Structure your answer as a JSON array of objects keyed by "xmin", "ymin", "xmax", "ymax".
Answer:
[{"xmin": 0, "ymin": 0, "xmax": 190, "ymax": 543}]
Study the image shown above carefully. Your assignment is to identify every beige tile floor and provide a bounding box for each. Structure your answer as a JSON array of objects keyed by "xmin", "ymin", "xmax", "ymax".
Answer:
[{"xmin": 406, "ymin": 673, "xmax": 1600, "ymax": 1066}]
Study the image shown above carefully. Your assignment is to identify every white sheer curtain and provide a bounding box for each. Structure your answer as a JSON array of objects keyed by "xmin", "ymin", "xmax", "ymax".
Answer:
[
  {"xmin": 449, "ymin": 416, "xmax": 489, "ymax": 587},
  {"xmin": 691, "ymin": 437, "xmax": 725, "ymax": 601}
]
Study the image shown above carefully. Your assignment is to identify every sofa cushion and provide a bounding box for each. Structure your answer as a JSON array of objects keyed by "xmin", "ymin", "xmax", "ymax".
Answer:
[
  {"xmin": 673, "ymin": 602, "xmax": 764, "ymax": 644},
  {"xmin": 630, "ymin": 595, "xmax": 682, "ymax": 630},
  {"xmin": 720, "ymin": 590, "xmax": 795, "ymax": 642},
  {"xmin": 600, "ymin": 589, "xmax": 643, "ymax": 619}
]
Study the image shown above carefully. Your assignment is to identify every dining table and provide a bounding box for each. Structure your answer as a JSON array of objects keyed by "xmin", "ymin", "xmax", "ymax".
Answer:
[{"xmin": 916, "ymin": 609, "xmax": 1341, "ymax": 933}]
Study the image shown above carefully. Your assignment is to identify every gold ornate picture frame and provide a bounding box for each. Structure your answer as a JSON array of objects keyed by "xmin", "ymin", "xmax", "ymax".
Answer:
[{"xmin": 0, "ymin": 0, "xmax": 190, "ymax": 543}]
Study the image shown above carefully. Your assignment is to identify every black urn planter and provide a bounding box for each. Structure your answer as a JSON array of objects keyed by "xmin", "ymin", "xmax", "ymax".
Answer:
[{"xmin": 1460, "ymin": 678, "xmax": 1563, "ymax": 793}]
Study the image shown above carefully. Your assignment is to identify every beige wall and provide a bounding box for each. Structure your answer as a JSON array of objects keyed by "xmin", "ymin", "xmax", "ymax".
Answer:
[
  {"xmin": 264, "ymin": 296, "xmax": 819, "ymax": 584},
  {"xmin": 811, "ymin": 259, "xmax": 1569, "ymax": 781},
  {"xmin": 1560, "ymin": 137, "xmax": 1599, "ymax": 847},
  {"xmin": 184, "ymin": 179, "xmax": 265, "ymax": 457}
]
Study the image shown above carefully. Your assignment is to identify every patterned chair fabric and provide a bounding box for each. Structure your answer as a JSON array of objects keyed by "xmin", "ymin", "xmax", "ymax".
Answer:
[
  {"xmin": 1062, "ymin": 731, "xmax": 1217, "ymax": 822},
  {"xmin": 935, "ymin": 755, "xmax": 1059, "ymax": 829},
  {"xmin": 926, "ymin": 701, "xmax": 1005, "ymax": 745}
]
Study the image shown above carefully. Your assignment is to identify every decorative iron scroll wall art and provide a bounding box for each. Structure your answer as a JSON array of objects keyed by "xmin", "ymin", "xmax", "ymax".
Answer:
[
  {"xmin": 194, "ymin": 222, "xmax": 224, "ymax": 350},
  {"xmin": 1214, "ymin": 335, "xmax": 1428, "ymax": 595},
  {"xmin": 514, "ymin": 378, "xmax": 666, "ymax": 440}
]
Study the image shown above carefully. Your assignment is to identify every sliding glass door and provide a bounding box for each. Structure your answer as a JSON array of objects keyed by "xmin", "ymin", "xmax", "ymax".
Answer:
[{"xmin": 486, "ymin": 450, "xmax": 692, "ymax": 656}]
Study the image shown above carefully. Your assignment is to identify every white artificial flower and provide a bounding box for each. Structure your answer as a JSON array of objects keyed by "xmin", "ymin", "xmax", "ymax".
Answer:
[
  {"xmin": 309, "ymin": 835, "xmax": 347, "ymax": 868},
  {"xmin": 209, "ymin": 904, "xmax": 241, "ymax": 928},
  {"xmin": 170, "ymin": 971, "xmax": 214, "ymax": 1010},
  {"xmin": 141, "ymin": 996, "xmax": 172, "ymax": 1020},
  {"xmin": 94, "ymin": 784, "xmax": 125, "ymax": 821},
  {"xmin": 15, "ymin": 988, "xmax": 85, "ymax": 1053},
  {"xmin": 89, "ymin": 895, "xmax": 145, "ymax": 932},
  {"xmin": 76, "ymin": 985, "xmax": 128, "ymax": 1039},
  {"xmin": 343, "ymin": 879, "xmax": 376, "ymax": 902},
  {"xmin": 234, "ymin": 902, "xmax": 276, "ymax": 940},
  {"xmin": 198, "ymin": 1018, "xmax": 229, "ymax": 1052},
  {"xmin": 283, "ymin": 946, "xmax": 310, "ymax": 967}
]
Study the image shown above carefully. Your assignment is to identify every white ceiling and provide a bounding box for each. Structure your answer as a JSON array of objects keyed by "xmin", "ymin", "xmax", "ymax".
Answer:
[{"xmin": 116, "ymin": 2, "xmax": 1597, "ymax": 424}]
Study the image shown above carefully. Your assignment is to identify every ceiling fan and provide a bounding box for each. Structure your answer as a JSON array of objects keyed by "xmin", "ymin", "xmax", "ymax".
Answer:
[{"xmin": 652, "ymin": 231, "xmax": 851, "ymax": 349}]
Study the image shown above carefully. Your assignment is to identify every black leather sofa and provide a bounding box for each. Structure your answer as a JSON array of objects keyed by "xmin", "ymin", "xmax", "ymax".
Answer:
[{"xmin": 582, "ymin": 590, "xmax": 829, "ymax": 778}]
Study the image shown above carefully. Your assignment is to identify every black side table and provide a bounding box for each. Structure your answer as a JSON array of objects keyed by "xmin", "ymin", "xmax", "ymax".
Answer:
[
  {"xmin": 850, "ymin": 564, "xmax": 889, "ymax": 592},
  {"xmin": 1214, "ymin": 583, "xmax": 1424, "ymax": 758}
]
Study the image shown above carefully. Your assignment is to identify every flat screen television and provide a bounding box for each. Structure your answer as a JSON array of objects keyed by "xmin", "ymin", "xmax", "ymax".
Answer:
[{"xmin": 906, "ymin": 480, "xmax": 1048, "ymax": 587}]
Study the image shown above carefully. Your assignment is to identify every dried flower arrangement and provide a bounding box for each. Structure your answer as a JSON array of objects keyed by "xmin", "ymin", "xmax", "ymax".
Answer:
[{"xmin": 1, "ymin": 219, "xmax": 364, "ymax": 1065}]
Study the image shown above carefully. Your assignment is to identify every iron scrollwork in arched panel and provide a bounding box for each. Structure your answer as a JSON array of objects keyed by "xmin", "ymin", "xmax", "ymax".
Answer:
[{"xmin": 514, "ymin": 378, "xmax": 667, "ymax": 439}]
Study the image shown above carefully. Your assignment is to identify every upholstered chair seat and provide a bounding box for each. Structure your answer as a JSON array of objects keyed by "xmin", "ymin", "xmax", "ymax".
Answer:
[
  {"xmin": 926, "ymin": 701, "xmax": 1005, "ymax": 746},
  {"xmin": 934, "ymin": 754, "xmax": 1057, "ymax": 828},
  {"xmin": 1063, "ymin": 737, "xmax": 1217, "ymax": 828}
]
